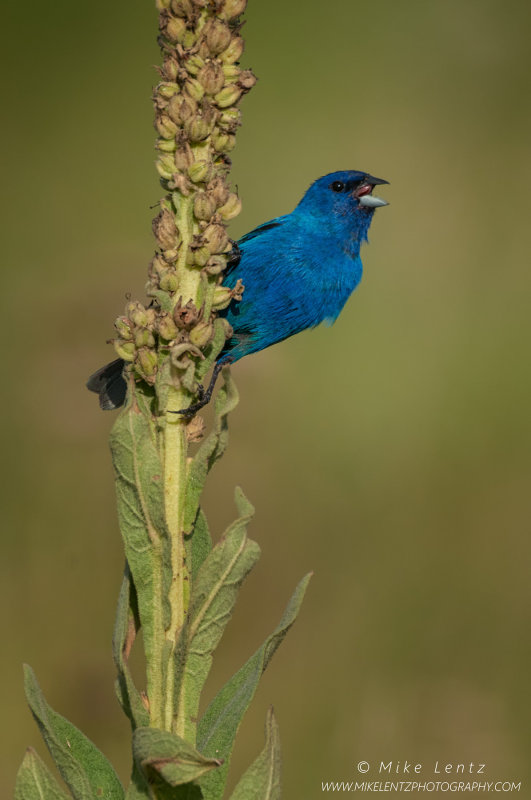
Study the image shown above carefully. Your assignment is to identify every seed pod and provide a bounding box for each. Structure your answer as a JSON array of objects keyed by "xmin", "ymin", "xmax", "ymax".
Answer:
[
  {"xmin": 218, "ymin": 192, "xmax": 242, "ymax": 220},
  {"xmin": 187, "ymin": 160, "xmax": 211, "ymax": 183},
  {"xmin": 174, "ymin": 142, "xmax": 194, "ymax": 171},
  {"xmin": 155, "ymin": 114, "xmax": 178, "ymax": 139},
  {"xmin": 214, "ymin": 85, "xmax": 242, "ymax": 108},
  {"xmin": 221, "ymin": 35, "xmax": 244, "ymax": 64},
  {"xmin": 162, "ymin": 57, "xmax": 179, "ymax": 82},
  {"xmin": 152, "ymin": 208, "xmax": 179, "ymax": 250},
  {"xmin": 222, "ymin": 64, "xmax": 240, "ymax": 81},
  {"xmin": 157, "ymin": 312, "xmax": 179, "ymax": 340},
  {"xmin": 167, "ymin": 93, "xmax": 197, "ymax": 125},
  {"xmin": 184, "ymin": 54, "xmax": 205, "ymax": 75},
  {"xmin": 134, "ymin": 329, "xmax": 156, "ymax": 349},
  {"xmin": 194, "ymin": 192, "xmax": 217, "ymax": 221},
  {"xmin": 156, "ymin": 154, "xmax": 176, "ymax": 180},
  {"xmin": 157, "ymin": 138, "xmax": 177, "ymax": 153},
  {"xmin": 207, "ymin": 175, "xmax": 230, "ymax": 206},
  {"xmin": 171, "ymin": 0, "xmax": 193, "ymax": 17},
  {"xmin": 158, "ymin": 81, "xmax": 180, "ymax": 99},
  {"xmin": 114, "ymin": 316, "xmax": 133, "ymax": 340},
  {"xmin": 126, "ymin": 301, "xmax": 149, "ymax": 328},
  {"xmin": 218, "ymin": 107, "xmax": 241, "ymax": 131},
  {"xmin": 184, "ymin": 78, "xmax": 204, "ymax": 102},
  {"xmin": 136, "ymin": 348, "xmax": 158, "ymax": 380},
  {"xmin": 204, "ymin": 19, "xmax": 232, "ymax": 56},
  {"xmin": 114, "ymin": 340, "xmax": 136, "ymax": 361},
  {"xmin": 239, "ymin": 69, "xmax": 257, "ymax": 90},
  {"xmin": 193, "ymin": 245, "xmax": 212, "ymax": 267},
  {"xmin": 165, "ymin": 16, "xmax": 187, "ymax": 43},
  {"xmin": 203, "ymin": 254, "xmax": 226, "ymax": 275},
  {"xmin": 159, "ymin": 269, "xmax": 179, "ymax": 293},
  {"xmin": 212, "ymin": 130, "xmax": 236, "ymax": 153},
  {"xmin": 212, "ymin": 285, "xmax": 233, "ymax": 310},
  {"xmin": 189, "ymin": 320, "xmax": 214, "ymax": 347},
  {"xmin": 149, "ymin": 254, "xmax": 167, "ymax": 278},
  {"xmin": 184, "ymin": 113, "xmax": 214, "ymax": 142},
  {"xmin": 198, "ymin": 62, "xmax": 225, "ymax": 95},
  {"xmin": 203, "ymin": 223, "xmax": 229, "ymax": 254},
  {"xmin": 219, "ymin": 0, "xmax": 247, "ymax": 21}
]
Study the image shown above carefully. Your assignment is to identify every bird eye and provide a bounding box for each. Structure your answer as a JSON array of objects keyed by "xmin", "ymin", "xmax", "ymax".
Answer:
[{"xmin": 330, "ymin": 180, "xmax": 345, "ymax": 193}]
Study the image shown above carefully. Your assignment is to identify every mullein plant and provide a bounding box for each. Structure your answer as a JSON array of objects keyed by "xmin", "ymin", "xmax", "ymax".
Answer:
[{"xmin": 15, "ymin": 1, "xmax": 310, "ymax": 798}]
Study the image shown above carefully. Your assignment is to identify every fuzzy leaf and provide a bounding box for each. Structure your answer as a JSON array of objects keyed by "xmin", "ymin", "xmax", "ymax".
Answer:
[
  {"xmin": 183, "ymin": 369, "xmax": 239, "ymax": 534},
  {"xmin": 229, "ymin": 708, "xmax": 281, "ymax": 800},
  {"xmin": 174, "ymin": 488, "xmax": 259, "ymax": 742},
  {"xmin": 186, "ymin": 508, "xmax": 213, "ymax": 581},
  {"xmin": 112, "ymin": 565, "xmax": 150, "ymax": 729},
  {"xmin": 133, "ymin": 727, "xmax": 221, "ymax": 787},
  {"xmin": 109, "ymin": 401, "xmax": 172, "ymax": 696},
  {"xmin": 198, "ymin": 573, "xmax": 311, "ymax": 800},
  {"xmin": 15, "ymin": 747, "xmax": 70, "ymax": 800},
  {"xmin": 24, "ymin": 665, "xmax": 124, "ymax": 800}
]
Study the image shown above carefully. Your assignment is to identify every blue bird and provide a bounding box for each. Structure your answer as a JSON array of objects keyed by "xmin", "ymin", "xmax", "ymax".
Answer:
[{"xmin": 87, "ymin": 170, "xmax": 388, "ymax": 413}]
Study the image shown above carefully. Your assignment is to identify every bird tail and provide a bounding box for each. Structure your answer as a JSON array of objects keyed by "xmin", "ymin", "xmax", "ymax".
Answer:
[{"xmin": 86, "ymin": 358, "xmax": 127, "ymax": 410}]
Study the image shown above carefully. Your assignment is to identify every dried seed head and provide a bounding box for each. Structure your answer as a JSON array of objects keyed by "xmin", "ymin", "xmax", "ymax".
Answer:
[
  {"xmin": 203, "ymin": 254, "xmax": 226, "ymax": 275},
  {"xmin": 114, "ymin": 316, "xmax": 133, "ymax": 339},
  {"xmin": 218, "ymin": 107, "xmax": 241, "ymax": 132},
  {"xmin": 193, "ymin": 245, "xmax": 212, "ymax": 267},
  {"xmin": 204, "ymin": 19, "xmax": 232, "ymax": 56},
  {"xmin": 184, "ymin": 112, "xmax": 215, "ymax": 142},
  {"xmin": 173, "ymin": 299, "xmax": 201, "ymax": 329}
]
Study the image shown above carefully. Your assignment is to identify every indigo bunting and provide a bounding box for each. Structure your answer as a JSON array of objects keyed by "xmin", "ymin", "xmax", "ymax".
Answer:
[{"xmin": 87, "ymin": 170, "xmax": 388, "ymax": 413}]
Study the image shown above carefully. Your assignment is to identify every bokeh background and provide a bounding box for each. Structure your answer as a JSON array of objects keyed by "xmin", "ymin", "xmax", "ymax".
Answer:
[{"xmin": 2, "ymin": 0, "xmax": 530, "ymax": 795}]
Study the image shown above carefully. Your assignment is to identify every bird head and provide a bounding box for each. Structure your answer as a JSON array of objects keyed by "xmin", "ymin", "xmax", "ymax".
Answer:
[{"xmin": 295, "ymin": 170, "xmax": 389, "ymax": 250}]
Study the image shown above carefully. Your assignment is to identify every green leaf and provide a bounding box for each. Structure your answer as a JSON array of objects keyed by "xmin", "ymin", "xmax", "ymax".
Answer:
[
  {"xmin": 110, "ymin": 402, "xmax": 172, "ymax": 711},
  {"xmin": 185, "ymin": 508, "xmax": 212, "ymax": 581},
  {"xmin": 198, "ymin": 573, "xmax": 311, "ymax": 800},
  {"xmin": 183, "ymin": 369, "xmax": 239, "ymax": 534},
  {"xmin": 24, "ymin": 665, "xmax": 124, "ymax": 800},
  {"xmin": 15, "ymin": 747, "xmax": 70, "ymax": 800},
  {"xmin": 133, "ymin": 727, "xmax": 221, "ymax": 787},
  {"xmin": 112, "ymin": 565, "xmax": 150, "ymax": 730},
  {"xmin": 229, "ymin": 708, "xmax": 281, "ymax": 800},
  {"xmin": 174, "ymin": 489, "xmax": 259, "ymax": 742}
]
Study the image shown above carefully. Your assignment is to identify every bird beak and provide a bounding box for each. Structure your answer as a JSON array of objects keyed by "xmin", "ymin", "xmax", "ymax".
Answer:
[{"xmin": 356, "ymin": 174, "xmax": 389, "ymax": 208}]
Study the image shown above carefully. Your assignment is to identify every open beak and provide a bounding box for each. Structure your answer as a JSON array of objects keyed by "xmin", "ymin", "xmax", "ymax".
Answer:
[{"xmin": 355, "ymin": 174, "xmax": 389, "ymax": 208}]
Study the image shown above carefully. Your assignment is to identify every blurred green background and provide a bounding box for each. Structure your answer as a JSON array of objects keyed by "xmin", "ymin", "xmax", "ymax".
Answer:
[{"xmin": 2, "ymin": 0, "xmax": 530, "ymax": 795}]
